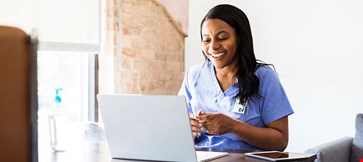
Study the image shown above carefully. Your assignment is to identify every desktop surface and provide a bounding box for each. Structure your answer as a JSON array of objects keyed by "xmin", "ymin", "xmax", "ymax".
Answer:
[
  {"xmin": 39, "ymin": 138, "xmax": 314, "ymax": 162},
  {"xmin": 38, "ymin": 113, "xmax": 314, "ymax": 162}
]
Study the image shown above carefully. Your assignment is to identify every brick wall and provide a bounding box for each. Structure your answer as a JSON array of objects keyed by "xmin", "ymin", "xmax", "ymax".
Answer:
[{"xmin": 100, "ymin": 0, "xmax": 186, "ymax": 95}]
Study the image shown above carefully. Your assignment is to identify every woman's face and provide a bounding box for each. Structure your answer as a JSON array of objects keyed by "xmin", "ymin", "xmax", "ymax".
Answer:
[{"xmin": 201, "ymin": 19, "xmax": 238, "ymax": 70}]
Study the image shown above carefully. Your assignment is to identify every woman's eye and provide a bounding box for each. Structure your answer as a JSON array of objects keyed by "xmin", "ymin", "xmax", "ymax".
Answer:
[
  {"xmin": 202, "ymin": 39, "xmax": 210, "ymax": 43},
  {"xmin": 219, "ymin": 37, "xmax": 227, "ymax": 40}
]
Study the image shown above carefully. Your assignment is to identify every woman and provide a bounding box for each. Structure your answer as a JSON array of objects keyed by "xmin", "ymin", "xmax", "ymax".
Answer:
[{"xmin": 178, "ymin": 4, "xmax": 294, "ymax": 151}]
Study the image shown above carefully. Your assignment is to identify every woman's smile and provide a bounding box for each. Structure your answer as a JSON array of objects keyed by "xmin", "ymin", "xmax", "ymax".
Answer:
[{"xmin": 208, "ymin": 52, "xmax": 226, "ymax": 58}]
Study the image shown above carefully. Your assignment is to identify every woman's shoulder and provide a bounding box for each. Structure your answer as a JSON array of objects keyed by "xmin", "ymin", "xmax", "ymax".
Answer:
[
  {"xmin": 187, "ymin": 61, "xmax": 211, "ymax": 76},
  {"xmin": 254, "ymin": 65, "xmax": 278, "ymax": 79},
  {"xmin": 184, "ymin": 61, "xmax": 212, "ymax": 85},
  {"xmin": 189, "ymin": 62, "xmax": 205, "ymax": 71}
]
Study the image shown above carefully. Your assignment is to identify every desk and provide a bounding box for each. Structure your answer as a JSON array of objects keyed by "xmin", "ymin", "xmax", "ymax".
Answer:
[
  {"xmin": 41, "ymin": 141, "xmax": 247, "ymax": 162},
  {"xmin": 39, "ymin": 137, "xmax": 316, "ymax": 162},
  {"xmin": 38, "ymin": 119, "xmax": 315, "ymax": 162},
  {"xmin": 40, "ymin": 141, "xmax": 316, "ymax": 162}
]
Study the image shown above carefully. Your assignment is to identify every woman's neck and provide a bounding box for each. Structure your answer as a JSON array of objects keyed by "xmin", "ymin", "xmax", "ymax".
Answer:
[{"xmin": 214, "ymin": 64, "xmax": 238, "ymax": 92}]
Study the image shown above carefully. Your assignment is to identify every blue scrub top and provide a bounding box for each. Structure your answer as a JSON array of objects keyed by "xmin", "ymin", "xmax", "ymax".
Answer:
[{"xmin": 178, "ymin": 61, "xmax": 294, "ymax": 151}]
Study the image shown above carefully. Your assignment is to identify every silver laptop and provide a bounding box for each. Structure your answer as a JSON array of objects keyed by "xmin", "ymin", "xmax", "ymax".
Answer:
[{"xmin": 97, "ymin": 94, "xmax": 228, "ymax": 162}]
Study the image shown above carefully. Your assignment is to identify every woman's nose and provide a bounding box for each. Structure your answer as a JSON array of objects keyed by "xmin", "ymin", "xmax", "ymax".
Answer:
[{"xmin": 210, "ymin": 40, "xmax": 220, "ymax": 50}]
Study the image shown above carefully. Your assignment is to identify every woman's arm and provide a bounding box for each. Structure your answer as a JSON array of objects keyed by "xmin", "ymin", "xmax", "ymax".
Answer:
[
  {"xmin": 232, "ymin": 116, "xmax": 289, "ymax": 151},
  {"xmin": 198, "ymin": 111, "xmax": 289, "ymax": 151}
]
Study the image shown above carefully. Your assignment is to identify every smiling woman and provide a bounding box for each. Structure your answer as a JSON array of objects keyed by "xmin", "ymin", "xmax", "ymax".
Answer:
[
  {"xmin": 178, "ymin": 4, "xmax": 294, "ymax": 151},
  {"xmin": 201, "ymin": 19, "xmax": 238, "ymax": 72}
]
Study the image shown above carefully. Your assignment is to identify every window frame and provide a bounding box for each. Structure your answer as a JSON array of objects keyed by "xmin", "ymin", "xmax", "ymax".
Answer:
[{"xmin": 38, "ymin": 41, "xmax": 99, "ymax": 122}]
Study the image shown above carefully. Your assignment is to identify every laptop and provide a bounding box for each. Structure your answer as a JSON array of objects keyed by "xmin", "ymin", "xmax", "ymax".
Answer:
[{"xmin": 97, "ymin": 94, "xmax": 228, "ymax": 162}]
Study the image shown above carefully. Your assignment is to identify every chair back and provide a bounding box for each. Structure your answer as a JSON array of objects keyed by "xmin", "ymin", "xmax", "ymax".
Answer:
[
  {"xmin": 351, "ymin": 113, "xmax": 363, "ymax": 162},
  {"xmin": 0, "ymin": 26, "xmax": 38, "ymax": 162}
]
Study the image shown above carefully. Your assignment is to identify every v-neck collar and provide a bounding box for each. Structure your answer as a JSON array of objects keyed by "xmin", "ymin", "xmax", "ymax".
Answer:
[{"xmin": 208, "ymin": 62, "xmax": 238, "ymax": 97}]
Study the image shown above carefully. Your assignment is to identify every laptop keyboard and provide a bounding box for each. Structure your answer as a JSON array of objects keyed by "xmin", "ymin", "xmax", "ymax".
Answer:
[{"xmin": 196, "ymin": 151, "xmax": 228, "ymax": 162}]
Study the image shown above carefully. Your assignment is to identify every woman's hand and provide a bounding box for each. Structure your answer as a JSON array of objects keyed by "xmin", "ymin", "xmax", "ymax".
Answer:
[
  {"xmin": 196, "ymin": 110, "xmax": 289, "ymax": 151},
  {"xmin": 189, "ymin": 113, "xmax": 203, "ymax": 138},
  {"xmin": 197, "ymin": 110, "xmax": 237, "ymax": 135}
]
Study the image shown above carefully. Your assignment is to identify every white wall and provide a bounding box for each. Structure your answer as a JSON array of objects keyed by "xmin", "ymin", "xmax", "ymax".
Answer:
[
  {"xmin": 159, "ymin": 0, "xmax": 189, "ymax": 33},
  {"xmin": 0, "ymin": 0, "xmax": 100, "ymax": 45},
  {"xmin": 187, "ymin": 0, "xmax": 363, "ymax": 152}
]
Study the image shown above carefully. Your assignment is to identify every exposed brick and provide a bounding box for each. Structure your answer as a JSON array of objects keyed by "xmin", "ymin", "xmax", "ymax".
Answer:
[
  {"xmin": 121, "ymin": 70, "xmax": 140, "ymax": 82},
  {"xmin": 111, "ymin": 0, "xmax": 120, "ymax": 6},
  {"xmin": 123, "ymin": 27, "xmax": 141, "ymax": 36},
  {"xmin": 122, "ymin": 49, "xmax": 137, "ymax": 58},
  {"xmin": 101, "ymin": 0, "xmax": 185, "ymax": 95},
  {"xmin": 121, "ymin": 57, "xmax": 133, "ymax": 69},
  {"xmin": 138, "ymin": 49, "xmax": 156, "ymax": 60},
  {"xmin": 155, "ymin": 52, "xmax": 167, "ymax": 61}
]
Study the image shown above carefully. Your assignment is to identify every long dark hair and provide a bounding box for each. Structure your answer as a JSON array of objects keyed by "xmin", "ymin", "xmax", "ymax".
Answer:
[{"xmin": 200, "ymin": 4, "xmax": 270, "ymax": 103}]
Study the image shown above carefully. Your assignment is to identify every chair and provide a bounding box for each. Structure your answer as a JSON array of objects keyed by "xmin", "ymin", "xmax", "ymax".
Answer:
[
  {"xmin": 305, "ymin": 113, "xmax": 363, "ymax": 162},
  {"xmin": 0, "ymin": 26, "xmax": 38, "ymax": 162}
]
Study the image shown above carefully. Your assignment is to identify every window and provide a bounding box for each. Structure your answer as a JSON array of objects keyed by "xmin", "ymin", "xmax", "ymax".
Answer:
[
  {"xmin": 37, "ymin": 51, "xmax": 97, "ymax": 122},
  {"xmin": 37, "ymin": 42, "xmax": 98, "ymax": 160}
]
